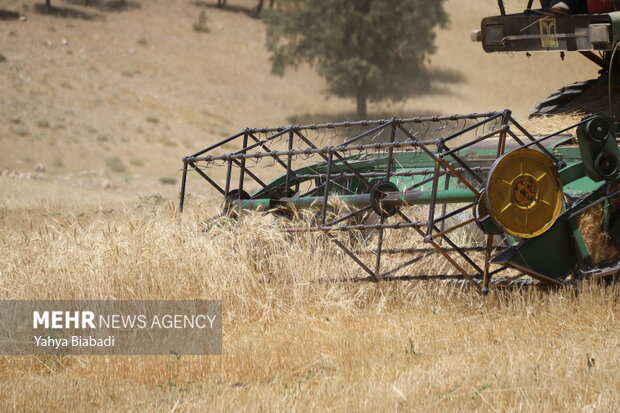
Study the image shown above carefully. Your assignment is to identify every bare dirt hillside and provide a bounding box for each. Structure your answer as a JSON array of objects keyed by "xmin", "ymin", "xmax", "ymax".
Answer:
[{"xmin": 0, "ymin": 0, "xmax": 599, "ymax": 196}]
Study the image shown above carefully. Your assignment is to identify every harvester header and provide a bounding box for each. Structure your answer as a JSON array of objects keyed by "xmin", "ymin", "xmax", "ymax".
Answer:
[{"xmin": 180, "ymin": 111, "xmax": 620, "ymax": 293}]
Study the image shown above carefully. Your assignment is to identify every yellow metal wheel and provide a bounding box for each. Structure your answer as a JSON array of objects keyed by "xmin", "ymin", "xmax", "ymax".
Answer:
[{"xmin": 485, "ymin": 148, "xmax": 563, "ymax": 238}]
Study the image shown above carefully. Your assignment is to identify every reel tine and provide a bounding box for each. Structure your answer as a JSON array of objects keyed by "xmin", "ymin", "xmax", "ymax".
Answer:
[
  {"xmin": 421, "ymin": 121, "xmax": 431, "ymax": 140},
  {"xmin": 432, "ymin": 119, "xmax": 445, "ymax": 137}
]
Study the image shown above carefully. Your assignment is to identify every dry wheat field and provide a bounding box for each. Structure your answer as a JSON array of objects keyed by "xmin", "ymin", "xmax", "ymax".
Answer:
[
  {"xmin": 0, "ymin": 178, "xmax": 619, "ymax": 412},
  {"xmin": 1, "ymin": 0, "xmax": 619, "ymax": 411}
]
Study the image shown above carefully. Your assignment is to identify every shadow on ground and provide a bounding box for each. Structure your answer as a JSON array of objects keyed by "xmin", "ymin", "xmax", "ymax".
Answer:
[
  {"xmin": 288, "ymin": 67, "xmax": 465, "ymax": 125},
  {"xmin": 190, "ymin": 1, "xmax": 259, "ymax": 18},
  {"xmin": 34, "ymin": 3, "xmax": 103, "ymax": 20},
  {"xmin": 426, "ymin": 67, "xmax": 467, "ymax": 95},
  {"xmin": 287, "ymin": 109, "xmax": 444, "ymax": 126},
  {"xmin": 0, "ymin": 9, "xmax": 20, "ymax": 20},
  {"xmin": 63, "ymin": 0, "xmax": 141, "ymax": 13}
]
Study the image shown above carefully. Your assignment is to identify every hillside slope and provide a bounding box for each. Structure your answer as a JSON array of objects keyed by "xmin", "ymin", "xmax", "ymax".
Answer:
[{"xmin": 0, "ymin": 0, "xmax": 599, "ymax": 195}]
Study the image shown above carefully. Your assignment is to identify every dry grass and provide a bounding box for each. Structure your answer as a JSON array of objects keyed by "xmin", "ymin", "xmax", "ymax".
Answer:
[
  {"xmin": 579, "ymin": 205, "xmax": 619, "ymax": 265},
  {"xmin": 522, "ymin": 113, "xmax": 586, "ymax": 135},
  {"xmin": 0, "ymin": 179, "xmax": 619, "ymax": 412}
]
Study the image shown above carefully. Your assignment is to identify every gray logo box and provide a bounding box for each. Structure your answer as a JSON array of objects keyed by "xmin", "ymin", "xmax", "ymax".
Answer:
[{"xmin": 0, "ymin": 300, "xmax": 221, "ymax": 355}]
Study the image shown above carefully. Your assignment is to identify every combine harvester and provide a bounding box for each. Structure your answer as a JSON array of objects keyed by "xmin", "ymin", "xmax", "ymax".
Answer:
[
  {"xmin": 179, "ymin": 1, "xmax": 620, "ymax": 293},
  {"xmin": 474, "ymin": 0, "xmax": 620, "ymax": 116}
]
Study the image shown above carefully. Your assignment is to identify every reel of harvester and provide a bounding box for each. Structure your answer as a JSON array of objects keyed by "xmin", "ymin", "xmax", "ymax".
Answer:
[{"xmin": 180, "ymin": 110, "xmax": 620, "ymax": 294}]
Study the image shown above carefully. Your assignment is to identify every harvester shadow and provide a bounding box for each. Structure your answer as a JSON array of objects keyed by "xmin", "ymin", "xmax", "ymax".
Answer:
[
  {"xmin": 190, "ymin": 1, "xmax": 259, "ymax": 18},
  {"xmin": 63, "ymin": 0, "xmax": 141, "ymax": 13},
  {"xmin": 34, "ymin": 3, "xmax": 102, "ymax": 20},
  {"xmin": 0, "ymin": 9, "xmax": 20, "ymax": 20},
  {"xmin": 316, "ymin": 275, "xmax": 562, "ymax": 295}
]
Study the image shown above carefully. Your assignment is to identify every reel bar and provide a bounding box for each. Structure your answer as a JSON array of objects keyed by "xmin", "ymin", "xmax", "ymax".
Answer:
[
  {"xmin": 291, "ymin": 166, "xmax": 491, "ymax": 180},
  {"xmin": 233, "ymin": 189, "xmax": 477, "ymax": 211},
  {"xmin": 238, "ymin": 111, "xmax": 503, "ymax": 135}
]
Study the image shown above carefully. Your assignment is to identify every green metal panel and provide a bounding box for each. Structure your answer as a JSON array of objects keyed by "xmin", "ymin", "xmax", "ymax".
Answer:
[
  {"xmin": 493, "ymin": 217, "xmax": 575, "ymax": 280},
  {"xmin": 608, "ymin": 11, "xmax": 620, "ymax": 43},
  {"xmin": 494, "ymin": 179, "xmax": 619, "ymax": 281}
]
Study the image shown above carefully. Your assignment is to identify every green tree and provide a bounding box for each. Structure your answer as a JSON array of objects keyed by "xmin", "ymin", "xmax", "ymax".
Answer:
[{"xmin": 265, "ymin": 0, "xmax": 448, "ymax": 119}]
